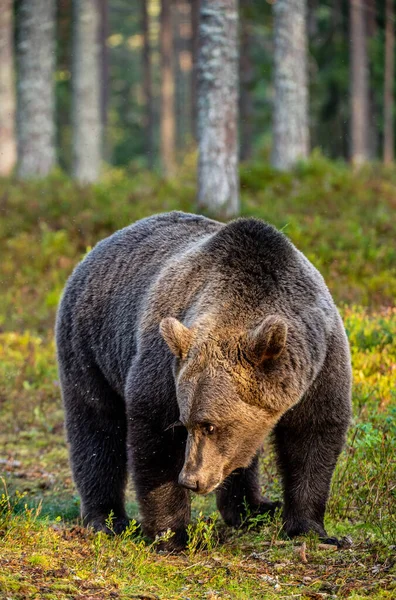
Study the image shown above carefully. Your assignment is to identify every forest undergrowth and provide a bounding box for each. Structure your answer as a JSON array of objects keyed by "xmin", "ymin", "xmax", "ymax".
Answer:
[{"xmin": 0, "ymin": 155, "xmax": 395, "ymax": 599}]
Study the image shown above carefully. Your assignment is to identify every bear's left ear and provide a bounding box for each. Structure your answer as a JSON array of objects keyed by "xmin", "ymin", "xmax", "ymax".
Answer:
[
  {"xmin": 160, "ymin": 317, "xmax": 193, "ymax": 360},
  {"xmin": 245, "ymin": 315, "xmax": 288, "ymax": 366}
]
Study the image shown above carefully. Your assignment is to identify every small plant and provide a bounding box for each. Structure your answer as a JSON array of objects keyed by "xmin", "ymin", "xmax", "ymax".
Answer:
[
  {"xmin": 121, "ymin": 518, "xmax": 140, "ymax": 541},
  {"xmin": 246, "ymin": 508, "xmax": 273, "ymax": 533},
  {"xmin": 0, "ymin": 477, "xmax": 28, "ymax": 535},
  {"xmin": 92, "ymin": 530, "xmax": 105, "ymax": 572},
  {"xmin": 105, "ymin": 509, "xmax": 115, "ymax": 534},
  {"xmin": 187, "ymin": 512, "xmax": 219, "ymax": 555}
]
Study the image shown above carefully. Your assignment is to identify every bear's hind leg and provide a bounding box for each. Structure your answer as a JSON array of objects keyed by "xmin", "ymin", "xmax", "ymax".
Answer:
[
  {"xmin": 60, "ymin": 363, "xmax": 129, "ymax": 533},
  {"xmin": 216, "ymin": 455, "xmax": 281, "ymax": 528}
]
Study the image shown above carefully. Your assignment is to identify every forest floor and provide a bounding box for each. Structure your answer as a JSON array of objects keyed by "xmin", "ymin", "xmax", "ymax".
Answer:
[{"xmin": 0, "ymin": 156, "xmax": 395, "ymax": 599}]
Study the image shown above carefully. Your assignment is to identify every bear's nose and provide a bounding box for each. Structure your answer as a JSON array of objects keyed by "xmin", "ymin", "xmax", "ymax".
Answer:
[{"xmin": 178, "ymin": 472, "xmax": 199, "ymax": 491}]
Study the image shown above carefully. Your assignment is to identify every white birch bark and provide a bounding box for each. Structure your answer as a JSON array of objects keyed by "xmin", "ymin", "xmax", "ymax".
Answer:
[
  {"xmin": 17, "ymin": 0, "xmax": 56, "ymax": 178},
  {"xmin": 272, "ymin": 0, "xmax": 309, "ymax": 170},
  {"xmin": 0, "ymin": 0, "xmax": 17, "ymax": 176},
  {"xmin": 72, "ymin": 0, "xmax": 102, "ymax": 183},
  {"xmin": 197, "ymin": 0, "xmax": 239, "ymax": 218}
]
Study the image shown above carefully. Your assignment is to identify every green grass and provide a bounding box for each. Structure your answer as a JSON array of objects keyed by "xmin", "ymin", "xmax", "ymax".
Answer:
[{"xmin": 0, "ymin": 156, "xmax": 395, "ymax": 599}]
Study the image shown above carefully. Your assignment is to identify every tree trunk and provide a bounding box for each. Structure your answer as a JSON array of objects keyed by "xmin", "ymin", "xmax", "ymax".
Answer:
[
  {"xmin": 366, "ymin": 0, "xmax": 379, "ymax": 160},
  {"xmin": 0, "ymin": 0, "xmax": 17, "ymax": 176},
  {"xmin": 72, "ymin": 0, "xmax": 102, "ymax": 183},
  {"xmin": 272, "ymin": 0, "xmax": 309, "ymax": 170},
  {"xmin": 175, "ymin": 0, "xmax": 193, "ymax": 149},
  {"xmin": 160, "ymin": 0, "xmax": 176, "ymax": 176},
  {"xmin": 142, "ymin": 0, "xmax": 154, "ymax": 169},
  {"xmin": 98, "ymin": 0, "xmax": 110, "ymax": 163},
  {"xmin": 197, "ymin": 0, "xmax": 239, "ymax": 218},
  {"xmin": 383, "ymin": 0, "xmax": 394, "ymax": 164},
  {"xmin": 350, "ymin": 0, "xmax": 370, "ymax": 165},
  {"xmin": 57, "ymin": 0, "xmax": 73, "ymax": 172},
  {"xmin": 240, "ymin": 0, "xmax": 253, "ymax": 162},
  {"xmin": 16, "ymin": 0, "xmax": 56, "ymax": 178},
  {"xmin": 190, "ymin": 0, "xmax": 200, "ymax": 141},
  {"xmin": 99, "ymin": 0, "xmax": 109, "ymax": 130},
  {"xmin": 174, "ymin": 1, "xmax": 184, "ymax": 151}
]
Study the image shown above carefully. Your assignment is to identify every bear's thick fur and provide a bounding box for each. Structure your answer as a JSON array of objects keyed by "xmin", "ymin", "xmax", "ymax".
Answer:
[{"xmin": 56, "ymin": 212, "xmax": 352, "ymax": 550}]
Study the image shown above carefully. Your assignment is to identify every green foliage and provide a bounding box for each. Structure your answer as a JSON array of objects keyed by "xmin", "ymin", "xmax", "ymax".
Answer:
[
  {"xmin": 0, "ymin": 156, "xmax": 395, "ymax": 335},
  {"xmin": 187, "ymin": 512, "xmax": 220, "ymax": 555},
  {"xmin": 241, "ymin": 153, "xmax": 396, "ymax": 305}
]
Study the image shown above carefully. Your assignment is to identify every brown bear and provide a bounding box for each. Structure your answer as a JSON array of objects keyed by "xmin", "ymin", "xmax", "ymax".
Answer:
[{"xmin": 56, "ymin": 212, "xmax": 352, "ymax": 550}]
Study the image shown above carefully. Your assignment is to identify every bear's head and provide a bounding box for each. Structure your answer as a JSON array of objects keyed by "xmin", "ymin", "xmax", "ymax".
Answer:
[{"xmin": 160, "ymin": 314, "xmax": 300, "ymax": 495}]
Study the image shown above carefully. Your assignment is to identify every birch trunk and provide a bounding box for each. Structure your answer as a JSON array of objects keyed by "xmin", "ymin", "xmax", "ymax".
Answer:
[
  {"xmin": 383, "ymin": 0, "xmax": 394, "ymax": 164},
  {"xmin": 350, "ymin": 0, "xmax": 370, "ymax": 165},
  {"xmin": 197, "ymin": 0, "xmax": 239, "ymax": 218},
  {"xmin": 0, "ymin": 0, "xmax": 17, "ymax": 176},
  {"xmin": 160, "ymin": 0, "xmax": 176, "ymax": 176},
  {"xmin": 72, "ymin": 0, "xmax": 102, "ymax": 183},
  {"xmin": 16, "ymin": 0, "xmax": 56, "ymax": 178},
  {"xmin": 272, "ymin": 0, "xmax": 309, "ymax": 170}
]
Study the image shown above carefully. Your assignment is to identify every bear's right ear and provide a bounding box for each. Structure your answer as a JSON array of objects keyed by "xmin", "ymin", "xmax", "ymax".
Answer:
[
  {"xmin": 159, "ymin": 317, "xmax": 193, "ymax": 360},
  {"xmin": 245, "ymin": 315, "xmax": 288, "ymax": 366}
]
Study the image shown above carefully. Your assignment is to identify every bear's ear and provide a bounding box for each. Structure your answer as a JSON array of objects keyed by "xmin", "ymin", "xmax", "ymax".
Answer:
[
  {"xmin": 160, "ymin": 317, "xmax": 193, "ymax": 360},
  {"xmin": 245, "ymin": 316, "xmax": 288, "ymax": 366}
]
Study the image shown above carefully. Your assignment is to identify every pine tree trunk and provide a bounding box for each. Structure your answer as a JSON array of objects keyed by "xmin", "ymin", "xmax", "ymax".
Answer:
[
  {"xmin": 0, "ymin": 0, "xmax": 17, "ymax": 176},
  {"xmin": 98, "ymin": 0, "xmax": 110, "ymax": 163},
  {"xmin": 174, "ymin": 0, "xmax": 192, "ymax": 150},
  {"xmin": 16, "ymin": 0, "xmax": 56, "ymax": 178},
  {"xmin": 99, "ymin": 0, "xmax": 109, "ymax": 129},
  {"xmin": 58, "ymin": 0, "xmax": 73, "ymax": 171},
  {"xmin": 160, "ymin": 0, "xmax": 176, "ymax": 176},
  {"xmin": 366, "ymin": 0, "xmax": 379, "ymax": 159},
  {"xmin": 350, "ymin": 0, "xmax": 370, "ymax": 165},
  {"xmin": 240, "ymin": 0, "xmax": 253, "ymax": 162},
  {"xmin": 383, "ymin": 0, "xmax": 394, "ymax": 164},
  {"xmin": 72, "ymin": 0, "xmax": 102, "ymax": 183},
  {"xmin": 197, "ymin": 0, "xmax": 239, "ymax": 218},
  {"xmin": 272, "ymin": 0, "xmax": 309, "ymax": 170},
  {"xmin": 174, "ymin": 1, "xmax": 184, "ymax": 151},
  {"xmin": 142, "ymin": 0, "xmax": 154, "ymax": 169},
  {"xmin": 190, "ymin": 0, "xmax": 200, "ymax": 141}
]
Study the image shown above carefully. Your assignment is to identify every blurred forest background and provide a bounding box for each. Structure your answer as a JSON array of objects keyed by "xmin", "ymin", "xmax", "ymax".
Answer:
[{"xmin": 1, "ymin": 0, "xmax": 396, "ymax": 203}]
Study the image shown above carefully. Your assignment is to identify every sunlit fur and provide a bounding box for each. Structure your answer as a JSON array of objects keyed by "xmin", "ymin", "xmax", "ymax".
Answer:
[{"xmin": 168, "ymin": 319, "xmax": 298, "ymax": 495}]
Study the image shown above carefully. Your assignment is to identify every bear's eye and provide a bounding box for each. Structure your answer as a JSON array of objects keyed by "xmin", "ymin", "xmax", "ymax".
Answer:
[{"xmin": 202, "ymin": 423, "xmax": 216, "ymax": 435}]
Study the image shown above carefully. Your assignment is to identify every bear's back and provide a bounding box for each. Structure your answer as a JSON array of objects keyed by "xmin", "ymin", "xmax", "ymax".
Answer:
[
  {"xmin": 56, "ymin": 212, "xmax": 336, "ymax": 397},
  {"xmin": 56, "ymin": 212, "xmax": 221, "ymax": 393}
]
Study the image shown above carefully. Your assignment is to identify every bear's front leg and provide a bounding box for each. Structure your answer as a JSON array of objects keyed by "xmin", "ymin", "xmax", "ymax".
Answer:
[
  {"xmin": 128, "ymin": 409, "xmax": 191, "ymax": 552},
  {"xmin": 274, "ymin": 335, "xmax": 352, "ymax": 545},
  {"xmin": 216, "ymin": 454, "xmax": 281, "ymax": 528},
  {"xmin": 137, "ymin": 480, "xmax": 191, "ymax": 551}
]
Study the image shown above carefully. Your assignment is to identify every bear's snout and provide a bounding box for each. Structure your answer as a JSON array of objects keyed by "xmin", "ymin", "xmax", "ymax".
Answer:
[
  {"xmin": 178, "ymin": 465, "xmax": 222, "ymax": 495},
  {"xmin": 178, "ymin": 471, "xmax": 199, "ymax": 491}
]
